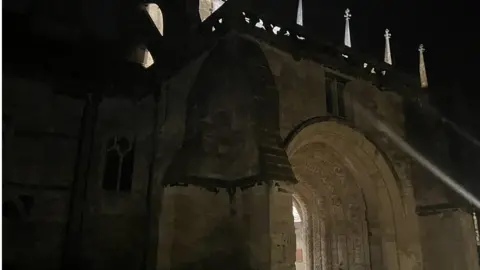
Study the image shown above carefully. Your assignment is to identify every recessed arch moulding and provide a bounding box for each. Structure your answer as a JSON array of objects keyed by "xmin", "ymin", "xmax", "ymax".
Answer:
[
  {"xmin": 286, "ymin": 120, "xmax": 423, "ymax": 270},
  {"xmin": 252, "ymin": 39, "xmax": 424, "ymax": 269}
]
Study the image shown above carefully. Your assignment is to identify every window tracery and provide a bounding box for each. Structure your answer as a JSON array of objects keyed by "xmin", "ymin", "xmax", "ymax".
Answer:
[
  {"xmin": 102, "ymin": 136, "xmax": 135, "ymax": 192},
  {"xmin": 291, "ymin": 143, "xmax": 370, "ymax": 270}
]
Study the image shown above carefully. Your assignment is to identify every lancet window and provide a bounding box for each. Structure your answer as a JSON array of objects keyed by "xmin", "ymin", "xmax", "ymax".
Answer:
[{"xmin": 102, "ymin": 137, "xmax": 135, "ymax": 192}]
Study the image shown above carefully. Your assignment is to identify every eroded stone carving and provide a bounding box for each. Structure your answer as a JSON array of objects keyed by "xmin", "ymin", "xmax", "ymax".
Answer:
[{"xmin": 290, "ymin": 142, "xmax": 374, "ymax": 270}]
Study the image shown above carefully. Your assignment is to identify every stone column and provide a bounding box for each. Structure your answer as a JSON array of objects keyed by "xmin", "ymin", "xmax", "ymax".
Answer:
[
  {"xmin": 61, "ymin": 94, "xmax": 101, "ymax": 269},
  {"xmin": 269, "ymin": 182, "xmax": 296, "ymax": 270},
  {"xmin": 155, "ymin": 187, "xmax": 176, "ymax": 270},
  {"xmin": 156, "ymin": 182, "xmax": 296, "ymax": 270},
  {"xmin": 243, "ymin": 184, "xmax": 271, "ymax": 270}
]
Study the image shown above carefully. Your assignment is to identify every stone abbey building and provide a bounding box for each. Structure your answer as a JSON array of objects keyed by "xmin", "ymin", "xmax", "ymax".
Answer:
[{"xmin": 3, "ymin": 0, "xmax": 480, "ymax": 270}]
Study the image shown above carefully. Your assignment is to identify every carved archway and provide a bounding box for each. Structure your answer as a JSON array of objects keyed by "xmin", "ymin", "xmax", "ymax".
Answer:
[{"xmin": 287, "ymin": 119, "xmax": 418, "ymax": 270}]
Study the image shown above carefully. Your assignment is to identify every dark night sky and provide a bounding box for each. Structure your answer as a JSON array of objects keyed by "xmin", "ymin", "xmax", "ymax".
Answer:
[{"xmin": 305, "ymin": 0, "xmax": 478, "ymax": 114}]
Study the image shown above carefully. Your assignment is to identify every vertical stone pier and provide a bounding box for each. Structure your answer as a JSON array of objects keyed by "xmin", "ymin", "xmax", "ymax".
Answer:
[{"xmin": 156, "ymin": 181, "xmax": 296, "ymax": 270}]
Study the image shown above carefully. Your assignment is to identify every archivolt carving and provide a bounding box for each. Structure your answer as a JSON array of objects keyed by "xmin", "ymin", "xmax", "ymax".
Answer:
[
  {"xmin": 286, "ymin": 121, "xmax": 421, "ymax": 270},
  {"xmin": 289, "ymin": 173, "xmax": 329, "ymax": 270},
  {"xmin": 349, "ymin": 204, "xmax": 365, "ymax": 221},
  {"xmin": 289, "ymin": 143, "xmax": 371, "ymax": 270}
]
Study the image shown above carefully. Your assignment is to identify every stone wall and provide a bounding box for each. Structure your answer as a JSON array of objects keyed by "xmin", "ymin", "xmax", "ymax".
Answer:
[
  {"xmin": 4, "ymin": 30, "xmax": 480, "ymax": 270},
  {"xmin": 78, "ymin": 96, "xmax": 157, "ymax": 269},
  {"xmin": 153, "ymin": 34, "xmax": 297, "ymax": 270},
  {"xmin": 2, "ymin": 74, "xmax": 160, "ymax": 270},
  {"xmin": 156, "ymin": 183, "xmax": 295, "ymax": 270},
  {"xmin": 257, "ymin": 43, "xmax": 327, "ymax": 139},
  {"xmin": 256, "ymin": 38, "xmax": 414, "ymax": 207},
  {"xmin": 3, "ymin": 76, "xmax": 84, "ymax": 269},
  {"xmin": 141, "ymin": 50, "xmax": 211, "ymax": 270},
  {"xmin": 255, "ymin": 38, "xmax": 424, "ymax": 269},
  {"xmin": 158, "ymin": 186, "xmax": 250, "ymax": 270},
  {"xmin": 256, "ymin": 35, "xmax": 476, "ymax": 270},
  {"xmin": 420, "ymin": 211, "xmax": 479, "ymax": 270},
  {"xmin": 151, "ymin": 34, "xmax": 428, "ymax": 270},
  {"xmin": 405, "ymin": 95, "xmax": 480, "ymax": 270},
  {"xmin": 270, "ymin": 182, "xmax": 297, "ymax": 270}
]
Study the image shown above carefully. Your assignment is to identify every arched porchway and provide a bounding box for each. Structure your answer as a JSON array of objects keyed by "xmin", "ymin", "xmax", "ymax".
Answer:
[{"xmin": 286, "ymin": 119, "xmax": 421, "ymax": 270}]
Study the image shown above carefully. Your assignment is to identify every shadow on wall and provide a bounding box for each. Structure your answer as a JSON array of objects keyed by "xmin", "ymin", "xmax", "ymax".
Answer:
[{"xmin": 170, "ymin": 221, "xmax": 252, "ymax": 270}]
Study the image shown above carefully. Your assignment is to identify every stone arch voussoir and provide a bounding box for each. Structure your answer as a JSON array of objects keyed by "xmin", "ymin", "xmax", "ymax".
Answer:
[{"xmin": 285, "ymin": 118, "xmax": 423, "ymax": 270}]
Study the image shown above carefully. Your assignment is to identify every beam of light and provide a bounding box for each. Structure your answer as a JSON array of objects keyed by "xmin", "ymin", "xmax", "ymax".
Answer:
[
  {"xmin": 354, "ymin": 101, "xmax": 480, "ymax": 210},
  {"xmin": 441, "ymin": 116, "xmax": 480, "ymax": 149}
]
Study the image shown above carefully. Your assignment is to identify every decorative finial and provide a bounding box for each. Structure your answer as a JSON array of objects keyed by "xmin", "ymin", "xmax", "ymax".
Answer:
[
  {"xmin": 419, "ymin": 44, "xmax": 425, "ymax": 53},
  {"xmin": 296, "ymin": 0, "xmax": 303, "ymax": 26},
  {"xmin": 344, "ymin": 9, "xmax": 352, "ymax": 47},
  {"xmin": 419, "ymin": 44, "xmax": 429, "ymax": 88},
  {"xmin": 384, "ymin": 29, "xmax": 392, "ymax": 65},
  {"xmin": 344, "ymin": 9, "xmax": 351, "ymax": 19}
]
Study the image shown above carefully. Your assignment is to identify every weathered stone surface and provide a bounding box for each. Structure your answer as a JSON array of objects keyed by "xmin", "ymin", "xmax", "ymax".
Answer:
[
  {"xmin": 420, "ymin": 211, "xmax": 479, "ymax": 270},
  {"xmin": 3, "ymin": 29, "xmax": 479, "ymax": 270},
  {"xmin": 3, "ymin": 76, "xmax": 83, "ymax": 269},
  {"xmin": 156, "ymin": 184, "xmax": 293, "ymax": 270}
]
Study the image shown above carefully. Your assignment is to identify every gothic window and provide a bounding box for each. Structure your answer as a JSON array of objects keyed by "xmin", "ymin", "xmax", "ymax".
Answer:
[
  {"xmin": 199, "ymin": 0, "xmax": 225, "ymax": 22},
  {"xmin": 146, "ymin": 3, "xmax": 164, "ymax": 35},
  {"xmin": 325, "ymin": 73, "xmax": 347, "ymax": 118},
  {"xmin": 142, "ymin": 3, "xmax": 164, "ymax": 68},
  {"xmin": 296, "ymin": 0, "xmax": 303, "ymax": 26},
  {"xmin": 102, "ymin": 137, "xmax": 135, "ymax": 192}
]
